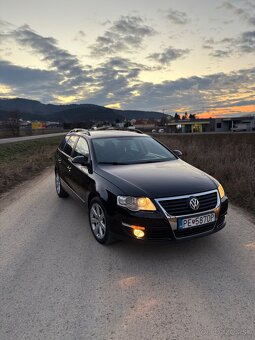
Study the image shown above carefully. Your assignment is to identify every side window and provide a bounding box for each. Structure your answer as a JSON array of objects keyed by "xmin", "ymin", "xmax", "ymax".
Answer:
[
  {"xmin": 73, "ymin": 137, "xmax": 89, "ymax": 158},
  {"xmin": 59, "ymin": 136, "xmax": 69, "ymax": 151},
  {"xmin": 63, "ymin": 135, "xmax": 78, "ymax": 156}
]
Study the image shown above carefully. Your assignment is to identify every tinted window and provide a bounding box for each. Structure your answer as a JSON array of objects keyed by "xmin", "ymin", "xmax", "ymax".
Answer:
[
  {"xmin": 59, "ymin": 136, "xmax": 69, "ymax": 151},
  {"xmin": 92, "ymin": 136, "xmax": 176, "ymax": 164},
  {"xmin": 63, "ymin": 135, "xmax": 78, "ymax": 156},
  {"xmin": 73, "ymin": 137, "xmax": 89, "ymax": 158}
]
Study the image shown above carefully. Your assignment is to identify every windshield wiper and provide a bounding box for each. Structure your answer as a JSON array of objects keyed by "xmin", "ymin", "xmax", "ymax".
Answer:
[
  {"xmin": 98, "ymin": 161, "xmax": 129, "ymax": 165},
  {"xmin": 135, "ymin": 159, "xmax": 170, "ymax": 164}
]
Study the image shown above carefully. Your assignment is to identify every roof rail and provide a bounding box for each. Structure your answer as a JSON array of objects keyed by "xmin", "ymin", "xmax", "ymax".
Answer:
[
  {"xmin": 131, "ymin": 128, "xmax": 144, "ymax": 134},
  {"xmin": 69, "ymin": 128, "xmax": 91, "ymax": 136},
  {"xmin": 102, "ymin": 127, "xmax": 144, "ymax": 134}
]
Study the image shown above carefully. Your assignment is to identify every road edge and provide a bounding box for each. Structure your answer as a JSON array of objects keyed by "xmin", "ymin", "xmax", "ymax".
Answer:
[{"xmin": 0, "ymin": 166, "xmax": 53, "ymax": 213}]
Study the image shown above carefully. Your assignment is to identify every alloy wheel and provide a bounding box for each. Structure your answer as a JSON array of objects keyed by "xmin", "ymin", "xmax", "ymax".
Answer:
[
  {"xmin": 55, "ymin": 172, "xmax": 61, "ymax": 195},
  {"xmin": 90, "ymin": 203, "xmax": 106, "ymax": 240}
]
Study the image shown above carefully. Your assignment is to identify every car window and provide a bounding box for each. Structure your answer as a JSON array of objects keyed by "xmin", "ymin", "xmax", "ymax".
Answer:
[
  {"xmin": 63, "ymin": 135, "xmax": 78, "ymax": 156},
  {"xmin": 73, "ymin": 137, "xmax": 89, "ymax": 158},
  {"xmin": 58, "ymin": 136, "xmax": 69, "ymax": 151},
  {"xmin": 92, "ymin": 136, "xmax": 176, "ymax": 164}
]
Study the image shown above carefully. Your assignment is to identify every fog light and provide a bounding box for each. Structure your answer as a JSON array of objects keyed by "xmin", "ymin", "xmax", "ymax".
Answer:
[
  {"xmin": 133, "ymin": 229, "xmax": 145, "ymax": 238},
  {"xmin": 122, "ymin": 223, "xmax": 145, "ymax": 238}
]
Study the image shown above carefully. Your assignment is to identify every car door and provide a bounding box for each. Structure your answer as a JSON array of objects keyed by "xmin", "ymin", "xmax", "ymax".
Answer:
[
  {"xmin": 56, "ymin": 135, "xmax": 69, "ymax": 179},
  {"xmin": 60, "ymin": 135, "xmax": 79, "ymax": 188},
  {"xmin": 69, "ymin": 137, "xmax": 92, "ymax": 202}
]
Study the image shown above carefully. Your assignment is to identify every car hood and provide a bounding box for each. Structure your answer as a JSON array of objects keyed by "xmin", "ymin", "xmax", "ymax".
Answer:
[{"xmin": 96, "ymin": 159, "xmax": 217, "ymax": 198}]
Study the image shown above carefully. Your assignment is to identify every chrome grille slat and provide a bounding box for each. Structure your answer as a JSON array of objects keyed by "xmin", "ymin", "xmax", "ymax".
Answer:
[{"xmin": 156, "ymin": 190, "xmax": 218, "ymax": 217}]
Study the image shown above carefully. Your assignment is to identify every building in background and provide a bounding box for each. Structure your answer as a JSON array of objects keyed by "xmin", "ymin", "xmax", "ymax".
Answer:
[
  {"xmin": 214, "ymin": 116, "xmax": 255, "ymax": 132},
  {"xmin": 166, "ymin": 119, "xmax": 214, "ymax": 133},
  {"xmin": 159, "ymin": 116, "xmax": 255, "ymax": 133},
  {"xmin": 134, "ymin": 119, "xmax": 158, "ymax": 130},
  {"xmin": 31, "ymin": 121, "xmax": 46, "ymax": 129}
]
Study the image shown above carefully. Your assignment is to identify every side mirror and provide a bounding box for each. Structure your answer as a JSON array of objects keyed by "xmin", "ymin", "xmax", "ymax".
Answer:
[
  {"xmin": 173, "ymin": 149, "xmax": 182, "ymax": 158},
  {"xmin": 72, "ymin": 155, "xmax": 89, "ymax": 166}
]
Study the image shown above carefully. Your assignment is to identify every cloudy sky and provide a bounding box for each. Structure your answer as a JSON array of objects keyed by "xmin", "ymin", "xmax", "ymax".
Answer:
[{"xmin": 0, "ymin": 0, "xmax": 255, "ymax": 117}]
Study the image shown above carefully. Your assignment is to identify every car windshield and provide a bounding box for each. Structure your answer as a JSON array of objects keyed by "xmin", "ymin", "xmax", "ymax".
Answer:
[{"xmin": 92, "ymin": 136, "xmax": 177, "ymax": 165}]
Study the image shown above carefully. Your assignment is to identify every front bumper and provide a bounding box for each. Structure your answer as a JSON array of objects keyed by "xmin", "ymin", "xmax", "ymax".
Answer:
[{"xmin": 108, "ymin": 196, "xmax": 228, "ymax": 242}]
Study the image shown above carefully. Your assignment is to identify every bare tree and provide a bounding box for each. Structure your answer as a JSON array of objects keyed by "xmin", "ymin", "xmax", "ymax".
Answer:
[
  {"xmin": 189, "ymin": 113, "xmax": 196, "ymax": 120},
  {"xmin": 160, "ymin": 114, "xmax": 168, "ymax": 126},
  {"xmin": 6, "ymin": 111, "xmax": 21, "ymax": 137},
  {"xmin": 174, "ymin": 113, "xmax": 180, "ymax": 120}
]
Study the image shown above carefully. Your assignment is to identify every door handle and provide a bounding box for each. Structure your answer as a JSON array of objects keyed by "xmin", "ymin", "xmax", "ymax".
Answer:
[{"xmin": 67, "ymin": 165, "xmax": 72, "ymax": 171}]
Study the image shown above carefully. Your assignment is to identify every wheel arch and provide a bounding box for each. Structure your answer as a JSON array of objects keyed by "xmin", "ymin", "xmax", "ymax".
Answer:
[
  {"xmin": 87, "ymin": 192, "xmax": 100, "ymax": 207},
  {"xmin": 87, "ymin": 187, "xmax": 115, "ymax": 216}
]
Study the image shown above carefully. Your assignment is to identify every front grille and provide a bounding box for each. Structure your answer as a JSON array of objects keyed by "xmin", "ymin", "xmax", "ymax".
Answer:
[
  {"xmin": 157, "ymin": 191, "xmax": 218, "ymax": 216},
  {"xmin": 174, "ymin": 223, "xmax": 215, "ymax": 238}
]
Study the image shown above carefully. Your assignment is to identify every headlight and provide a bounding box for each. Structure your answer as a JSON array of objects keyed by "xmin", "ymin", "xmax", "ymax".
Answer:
[
  {"xmin": 218, "ymin": 183, "xmax": 225, "ymax": 199},
  {"xmin": 117, "ymin": 196, "xmax": 156, "ymax": 211}
]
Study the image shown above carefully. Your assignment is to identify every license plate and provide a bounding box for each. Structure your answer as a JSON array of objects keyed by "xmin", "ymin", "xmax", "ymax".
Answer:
[{"xmin": 179, "ymin": 213, "xmax": 216, "ymax": 230}]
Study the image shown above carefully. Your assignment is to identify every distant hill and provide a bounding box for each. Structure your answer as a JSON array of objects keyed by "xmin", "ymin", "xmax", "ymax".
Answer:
[
  {"xmin": 0, "ymin": 98, "xmax": 76, "ymax": 115},
  {"xmin": 0, "ymin": 109, "xmax": 11, "ymax": 120},
  {"xmin": 116, "ymin": 110, "xmax": 164, "ymax": 120},
  {"xmin": 49, "ymin": 105, "xmax": 124, "ymax": 123},
  {"xmin": 0, "ymin": 98, "xmax": 163, "ymax": 122}
]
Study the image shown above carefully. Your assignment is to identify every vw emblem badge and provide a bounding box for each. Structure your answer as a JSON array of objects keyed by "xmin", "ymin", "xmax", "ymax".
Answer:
[{"xmin": 189, "ymin": 197, "xmax": 200, "ymax": 210}]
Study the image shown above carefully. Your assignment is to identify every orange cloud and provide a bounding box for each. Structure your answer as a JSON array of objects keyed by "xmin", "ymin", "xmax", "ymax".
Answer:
[
  {"xmin": 198, "ymin": 105, "xmax": 255, "ymax": 118},
  {"xmin": 105, "ymin": 102, "xmax": 122, "ymax": 109}
]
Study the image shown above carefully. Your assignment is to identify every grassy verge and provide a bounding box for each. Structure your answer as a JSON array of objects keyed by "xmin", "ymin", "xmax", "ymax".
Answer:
[
  {"xmin": 152, "ymin": 133, "xmax": 255, "ymax": 213},
  {"xmin": 0, "ymin": 136, "xmax": 63, "ymax": 195},
  {"xmin": 1, "ymin": 133, "xmax": 254, "ymax": 215}
]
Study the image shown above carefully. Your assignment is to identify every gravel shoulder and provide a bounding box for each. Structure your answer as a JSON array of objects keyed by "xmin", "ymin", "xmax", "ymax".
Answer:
[{"xmin": 0, "ymin": 169, "xmax": 255, "ymax": 340}]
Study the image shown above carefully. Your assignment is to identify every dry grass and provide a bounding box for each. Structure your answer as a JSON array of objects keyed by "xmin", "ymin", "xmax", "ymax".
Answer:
[
  {"xmin": 0, "ymin": 136, "xmax": 63, "ymax": 195},
  {"xmin": 1, "ymin": 133, "xmax": 254, "ymax": 214},
  {"xmin": 152, "ymin": 133, "xmax": 255, "ymax": 213}
]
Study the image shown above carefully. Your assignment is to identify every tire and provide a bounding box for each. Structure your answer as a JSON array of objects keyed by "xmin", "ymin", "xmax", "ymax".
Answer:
[
  {"xmin": 55, "ymin": 170, "xmax": 69, "ymax": 198},
  {"xmin": 89, "ymin": 198, "xmax": 114, "ymax": 245}
]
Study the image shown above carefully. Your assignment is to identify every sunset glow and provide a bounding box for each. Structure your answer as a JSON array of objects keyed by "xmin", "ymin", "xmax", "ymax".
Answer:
[
  {"xmin": 199, "ymin": 105, "xmax": 255, "ymax": 118},
  {"xmin": 105, "ymin": 103, "xmax": 122, "ymax": 109},
  {"xmin": 0, "ymin": 0, "xmax": 254, "ymax": 117}
]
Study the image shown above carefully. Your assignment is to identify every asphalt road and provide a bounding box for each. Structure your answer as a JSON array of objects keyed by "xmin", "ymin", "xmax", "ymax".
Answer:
[
  {"xmin": 0, "ymin": 132, "xmax": 66, "ymax": 145},
  {"xmin": 0, "ymin": 169, "xmax": 255, "ymax": 340}
]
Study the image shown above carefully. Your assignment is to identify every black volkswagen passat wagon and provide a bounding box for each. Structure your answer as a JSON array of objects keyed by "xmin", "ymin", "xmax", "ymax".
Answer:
[{"xmin": 55, "ymin": 128, "xmax": 228, "ymax": 244}]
